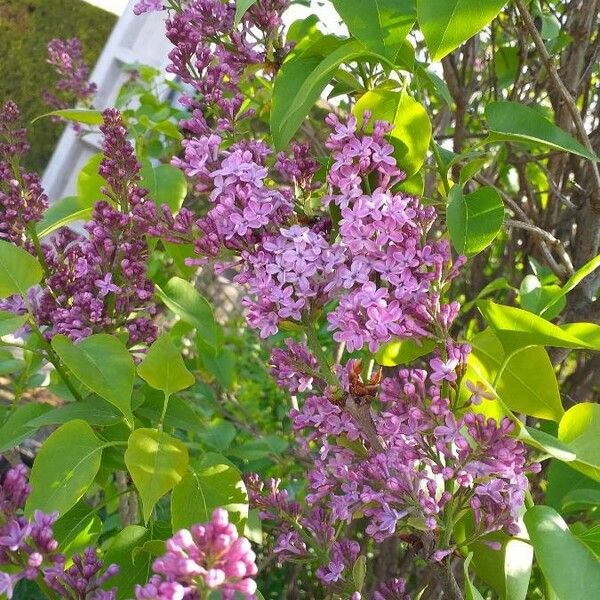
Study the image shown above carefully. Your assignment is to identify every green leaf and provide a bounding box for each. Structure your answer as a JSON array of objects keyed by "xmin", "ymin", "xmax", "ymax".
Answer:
[
  {"xmin": 446, "ymin": 185, "xmax": 504, "ymax": 255},
  {"xmin": 463, "ymin": 328, "xmax": 563, "ymax": 422},
  {"xmin": 463, "ymin": 553, "xmax": 486, "ymax": 600},
  {"xmin": 137, "ymin": 334, "xmax": 195, "ymax": 398},
  {"xmin": 125, "ymin": 428, "xmax": 189, "ymax": 522},
  {"xmin": 76, "ymin": 153, "xmax": 108, "ymax": 206},
  {"xmin": 32, "ymin": 108, "xmax": 103, "ymax": 125},
  {"xmin": 0, "ymin": 311, "xmax": 27, "ymax": 336},
  {"xmin": 417, "ymin": 0, "xmax": 508, "ymax": 61},
  {"xmin": 485, "ymin": 101, "xmax": 599, "ymax": 162},
  {"xmin": 545, "ymin": 460, "xmax": 600, "ymax": 511},
  {"xmin": 332, "ymin": 0, "xmax": 416, "ymax": 60},
  {"xmin": 459, "ymin": 158, "xmax": 488, "ymax": 186},
  {"xmin": 156, "ymin": 277, "xmax": 221, "ymax": 351},
  {"xmin": 576, "ymin": 523, "xmax": 600, "ymax": 558},
  {"xmin": 353, "ymin": 88, "xmax": 431, "ymax": 176},
  {"xmin": 524, "ymin": 505, "xmax": 600, "ymax": 600},
  {"xmin": 25, "ymin": 420, "xmax": 103, "ymax": 517},
  {"xmin": 271, "ymin": 37, "xmax": 390, "ymax": 150},
  {"xmin": 171, "ymin": 452, "xmax": 248, "ymax": 532},
  {"xmin": 36, "ymin": 195, "xmax": 93, "ymax": 239},
  {"xmin": 0, "ymin": 240, "xmax": 43, "ymax": 298},
  {"xmin": 519, "ymin": 275, "xmax": 566, "ymax": 320},
  {"xmin": 196, "ymin": 420, "xmax": 237, "ymax": 451},
  {"xmin": 26, "ymin": 397, "xmax": 122, "ymax": 428},
  {"xmin": 53, "ymin": 500, "xmax": 102, "ymax": 557},
  {"xmin": 201, "ymin": 347, "xmax": 236, "ymax": 389},
  {"xmin": 374, "ymin": 338, "xmax": 435, "ymax": 366},
  {"xmin": 102, "ymin": 525, "xmax": 151, "ymax": 600},
  {"xmin": 539, "ymin": 253, "xmax": 600, "ymax": 317},
  {"xmin": 416, "ymin": 64, "xmax": 453, "ymax": 107},
  {"xmin": 478, "ymin": 300, "xmax": 597, "ymax": 353},
  {"xmin": 52, "ymin": 334, "xmax": 135, "ymax": 425},
  {"xmin": 0, "ymin": 402, "xmax": 52, "ymax": 452},
  {"xmin": 519, "ymin": 426, "xmax": 576, "ymax": 463},
  {"xmin": 234, "ymin": 0, "xmax": 258, "ymax": 26},
  {"xmin": 456, "ymin": 513, "xmax": 533, "ymax": 599},
  {"xmin": 140, "ymin": 161, "xmax": 187, "ymax": 213},
  {"xmin": 561, "ymin": 488, "xmax": 600, "ymax": 514},
  {"xmin": 558, "ymin": 403, "xmax": 600, "ymax": 482},
  {"xmin": 136, "ymin": 393, "xmax": 205, "ymax": 434},
  {"xmin": 352, "ymin": 555, "xmax": 367, "ymax": 592}
]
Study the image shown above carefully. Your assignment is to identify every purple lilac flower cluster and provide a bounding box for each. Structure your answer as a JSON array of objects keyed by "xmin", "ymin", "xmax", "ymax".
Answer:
[
  {"xmin": 134, "ymin": 0, "xmax": 287, "ymax": 134},
  {"xmin": 31, "ymin": 109, "xmax": 158, "ymax": 344},
  {"xmin": 43, "ymin": 38, "xmax": 97, "ymax": 114},
  {"xmin": 289, "ymin": 347, "xmax": 538, "ymax": 551},
  {"xmin": 135, "ymin": 508, "xmax": 258, "ymax": 600},
  {"xmin": 0, "ymin": 102, "xmax": 48, "ymax": 246},
  {"xmin": 175, "ymin": 113, "xmax": 459, "ymax": 355},
  {"xmin": 0, "ymin": 461, "xmax": 117, "ymax": 599}
]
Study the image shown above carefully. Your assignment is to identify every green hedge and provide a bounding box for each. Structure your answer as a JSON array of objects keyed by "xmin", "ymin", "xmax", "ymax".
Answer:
[{"xmin": 0, "ymin": 1, "xmax": 117, "ymax": 172}]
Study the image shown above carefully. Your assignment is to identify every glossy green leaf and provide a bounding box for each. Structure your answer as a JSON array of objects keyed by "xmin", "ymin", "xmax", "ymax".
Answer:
[
  {"xmin": 478, "ymin": 300, "xmax": 596, "ymax": 353},
  {"xmin": 52, "ymin": 334, "xmax": 135, "ymax": 425},
  {"xmin": 352, "ymin": 555, "xmax": 367, "ymax": 592},
  {"xmin": 464, "ymin": 328, "xmax": 563, "ymax": 422},
  {"xmin": 0, "ymin": 311, "xmax": 27, "ymax": 336},
  {"xmin": 519, "ymin": 275, "xmax": 566, "ymax": 320},
  {"xmin": 0, "ymin": 402, "xmax": 52, "ymax": 452},
  {"xmin": 32, "ymin": 108, "xmax": 103, "ymax": 125},
  {"xmin": 102, "ymin": 525, "xmax": 151, "ymax": 599},
  {"xmin": 485, "ymin": 101, "xmax": 599, "ymax": 161},
  {"xmin": 417, "ymin": 0, "xmax": 508, "ymax": 61},
  {"xmin": 234, "ymin": 0, "xmax": 258, "ymax": 25},
  {"xmin": 524, "ymin": 505, "xmax": 600, "ymax": 600},
  {"xmin": 137, "ymin": 334, "xmax": 195, "ymax": 398},
  {"xmin": 77, "ymin": 153, "xmax": 108, "ymax": 206},
  {"xmin": 375, "ymin": 338, "xmax": 436, "ymax": 366},
  {"xmin": 353, "ymin": 88, "xmax": 431, "ymax": 176},
  {"xmin": 0, "ymin": 239, "xmax": 43, "ymax": 298},
  {"xmin": 171, "ymin": 452, "xmax": 248, "ymax": 532},
  {"xmin": 156, "ymin": 277, "xmax": 221, "ymax": 351},
  {"xmin": 558, "ymin": 403, "xmax": 600, "ymax": 482},
  {"xmin": 271, "ymin": 37, "xmax": 388, "ymax": 150},
  {"xmin": 519, "ymin": 426, "xmax": 576, "ymax": 463},
  {"xmin": 140, "ymin": 161, "xmax": 187, "ymax": 213},
  {"xmin": 332, "ymin": 0, "xmax": 416, "ymax": 59},
  {"xmin": 25, "ymin": 420, "xmax": 103, "ymax": 517},
  {"xmin": 446, "ymin": 185, "xmax": 504, "ymax": 255},
  {"xmin": 539, "ymin": 253, "xmax": 600, "ymax": 317},
  {"xmin": 53, "ymin": 500, "xmax": 102, "ymax": 557},
  {"xmin": 559, "ymin": 322, "xmax": 600, "ymax": 350},
  {"xmin": 36, "ymin": 195, "xmax": 93, "ymax": 239},
  {"xmin": 125, "ymin": 428, "xmax": 189, "ymax": 522}
]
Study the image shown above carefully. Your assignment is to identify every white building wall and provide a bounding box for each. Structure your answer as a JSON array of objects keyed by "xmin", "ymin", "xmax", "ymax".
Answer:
[{"xmin": 41, "ymin": 0, "xmax": 171, "ymax": 202}]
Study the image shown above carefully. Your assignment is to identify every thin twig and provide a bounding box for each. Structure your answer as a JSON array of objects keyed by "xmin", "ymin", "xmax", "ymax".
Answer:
[{"xmin": 515, "ymin": 0, "xmax": 600, "ymax": 208}]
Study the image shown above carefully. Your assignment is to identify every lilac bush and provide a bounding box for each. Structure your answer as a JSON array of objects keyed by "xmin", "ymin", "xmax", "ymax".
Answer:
[{"xmin": 0, "ymin": 0, "xmax": 599, "ymax": 599}]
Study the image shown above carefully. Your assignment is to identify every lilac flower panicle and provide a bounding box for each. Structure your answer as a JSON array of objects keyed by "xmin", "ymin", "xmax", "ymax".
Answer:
[
  {"xmin": 0, "ymin": 102, "xmax": 48, "ymax": 246},
  {"xmin": 33, "ymin": 109, "xmax": 158, "ymax": 345},
  {"xmin": 135, "ymin": 508, "xmax": 258, "ymax": 600},
  {"xmin": 44, "ymin": 38, "xmax": 97, "ymax": 113}
]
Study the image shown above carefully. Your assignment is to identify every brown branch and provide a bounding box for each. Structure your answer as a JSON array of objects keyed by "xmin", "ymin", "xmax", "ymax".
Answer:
[{"xmin": 515, "ymin": 0, "xmax": 600, "ymax": 209}]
